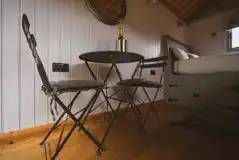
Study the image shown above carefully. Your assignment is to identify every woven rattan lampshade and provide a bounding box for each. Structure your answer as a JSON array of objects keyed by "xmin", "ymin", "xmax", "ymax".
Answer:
[{"xmin": 86, "ymin": 0, "xmax": 126, "ymax": 25}]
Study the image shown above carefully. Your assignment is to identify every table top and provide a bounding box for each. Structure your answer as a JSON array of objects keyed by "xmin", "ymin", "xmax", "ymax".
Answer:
[{"xmin": 79, "ymin": 51, "xmax": 144, "ymax": 63}]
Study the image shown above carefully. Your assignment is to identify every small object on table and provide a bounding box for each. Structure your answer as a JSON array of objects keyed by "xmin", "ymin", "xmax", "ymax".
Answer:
[{"xmin": 116, "ymin": 24, "xmax": 127, "ymax": 52}]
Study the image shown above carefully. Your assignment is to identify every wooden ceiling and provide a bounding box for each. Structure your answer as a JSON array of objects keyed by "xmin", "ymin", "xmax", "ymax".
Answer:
[{"xmin": 158, "ymin": 0, "xmax": 239, "ymax": 24}]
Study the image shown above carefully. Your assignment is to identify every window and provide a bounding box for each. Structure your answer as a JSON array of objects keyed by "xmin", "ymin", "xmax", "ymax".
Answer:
[{"xmin": 227, "ymin": 26, "xmax": 239, "ymax": 51}]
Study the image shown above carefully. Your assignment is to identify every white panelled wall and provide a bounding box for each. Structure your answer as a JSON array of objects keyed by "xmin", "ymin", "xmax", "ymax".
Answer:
[
  {"xmin": 185, "ymin": 10, "xmax": 239, "ymax": 56},
  {"xmin": 0, "ymin": 0, "xmax": 185, "ymax": 133}
]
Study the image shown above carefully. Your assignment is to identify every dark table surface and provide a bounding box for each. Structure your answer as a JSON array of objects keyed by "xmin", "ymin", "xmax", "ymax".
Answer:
[{"xmin": 79, "ymin": 51, "xmax": 144, "ymax": 63}]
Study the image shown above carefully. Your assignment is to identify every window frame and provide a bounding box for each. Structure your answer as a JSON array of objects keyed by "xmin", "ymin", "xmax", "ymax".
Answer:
[{"xmin": 227, "ymin": 26, "xmax": 239, "ymax": 52}]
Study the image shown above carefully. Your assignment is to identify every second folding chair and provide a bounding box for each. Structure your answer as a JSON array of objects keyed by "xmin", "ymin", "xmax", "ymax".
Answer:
[{"xmin": 117, "ymin": 56, "xmax": 167, "ymax": 128}]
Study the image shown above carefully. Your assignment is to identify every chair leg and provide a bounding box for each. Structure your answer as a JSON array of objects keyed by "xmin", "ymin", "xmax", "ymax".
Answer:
[
  {"xmin": 131, "ymin": 96, "xmax": 142, "ymax": 115},
  {"xmin": 54, "ymin": 91, "xmax": 102, "ymax": 148},
  {"xmin": 40, "ymin": 91, "xmax": 82, "ymax": 145},
  {"xmin": 51, "ymin": 89, "xmax": 102, "ymax": 160},
  {"xmin": 51, "ymin": 124, "xmax": 77, "ymax": 160},
  {"xmin": 85, "ymin": 61, "xmax": 116, "ymax": 117},
  {"xmin": 129, "ymin": 88, "xmax": 142, "ymax": 115},
  {"xmin": 96, "ymin": 97, "xmax": 125, "ymax": 156},
  {"xmin": 123, "ymin": 87, "xmax": 142, "ymax": 115},
  {"xmin": 134, "ymin": 99, "xmax": 146, "ymax": 115},
  {"xmin": 101, "ymin": 90, "xmax": 117, "ymax": 117},
  {"xmin": 130, "ymin": 102, "xmax": 143, "ymax": 128},
  {"xmin": 88, "ymin": 87, "xmax": 122, "ymax": 114},
  {"xmin": 43, "ymin": 142, "xmax": 48, "ymax": 160},
  {"xmin": 56, "ymin": 96, "xmax": 84, "ymax": 151},
  {"xmin": 78, "ymin": 89, "xmax": 102, "ymax": 131},
  {"xmin": 112, "ymin": 88, "xmax": 143, "ymax": 128},
  {"xmin": 124, "ymin": 89, "xmax": 144, "ymax": 128},
  {"xmin": 153, "ymin": 87, "xmax": 160, "ymax": 102},
  {"xmin": 56, "ymin": 115, "xmax": 68, "ymax": 151},
  {"xmin": 52, "ymin": 108, "xmax": 90, "ymax": 159},
  {"xmin": 142, "ymin": 87, "xmax": 162, "ymax": 127}
]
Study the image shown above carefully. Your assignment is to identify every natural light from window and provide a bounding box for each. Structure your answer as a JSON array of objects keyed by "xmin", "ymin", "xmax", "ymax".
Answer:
[{"xmin": 231, "ymin": 26, "xmax": 239, "ymax": 48}]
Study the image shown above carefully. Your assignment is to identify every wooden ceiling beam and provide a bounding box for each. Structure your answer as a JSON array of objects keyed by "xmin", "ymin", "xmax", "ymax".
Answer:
[
  {"xmin": 158, "ymin": 0, "xmax": 238, "ymax": 24},
  {"xmin": 158, "ymin": 0, "xmax": 187, "ymax": 23},
  {"xmin": 179, "ymin": 0, "xmax": 200, "ymax": 15}
]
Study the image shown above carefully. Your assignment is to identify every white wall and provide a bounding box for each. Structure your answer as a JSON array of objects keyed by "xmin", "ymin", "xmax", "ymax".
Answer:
[
  {"xmin": 186, "ymin": 10, "xmax": 239, "ymax": 56},
  {"xmin": 0, "ymin": 0, "xmax": 185, "ymax": 133}
]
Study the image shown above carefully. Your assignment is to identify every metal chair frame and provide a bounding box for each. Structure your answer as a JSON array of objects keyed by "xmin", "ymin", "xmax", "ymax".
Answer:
[
  {"xmin": 22, "ymin": 14, "xmax": 106, "ymax": 159},
  {"xmin": 85, "ymin": 0, "xmax": 126, "ymax": 26},
  {"xmin": 85, "ymin": 55, "xmax": 166, "ymax": 153},
  {"xmin": 118, "ymin": 56, "xmax": 167, "ymax": 128},
  {"xmin": 83, "ymin": 55, "xmax": 143, "ymax": 155}
]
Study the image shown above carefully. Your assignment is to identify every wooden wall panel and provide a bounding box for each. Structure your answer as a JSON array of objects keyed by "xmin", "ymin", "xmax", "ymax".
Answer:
[
  {"xmin": 48, "ymin": 0, "xmax": 61, "ymax": 122},
  {"xmin": 2, "ymin": 0, "xmax": 20, "ymax": 132},
  {"xmin": 0, "ymin": 0, "xmax": 2, "ymax": 132},
  {"xmin": 35, "ymin": 0, "xmax": 50, "ymax": 125},
  {"xmin": 72, "ymin": 0, "xmax": 91, "ymax": 114},
  {"xmin": 49, "ymin": 0, "xmax": 61, "ymax": 82},
  {"xmin": 59, "ymin": 0, "xmax": 72, "ymax": 117},
  {"xmin": 20, "ymin": 0, "xmax": 35, "ymax": 130},
  {"xmin": 0, "ymin": 0, "xmax": 184, "ymax": 133}
]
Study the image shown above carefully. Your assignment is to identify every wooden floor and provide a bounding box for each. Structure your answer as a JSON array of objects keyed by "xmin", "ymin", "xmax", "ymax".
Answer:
[{"xmin": 1, "ymin": 101, "xmax": 239, "ymax": 160}]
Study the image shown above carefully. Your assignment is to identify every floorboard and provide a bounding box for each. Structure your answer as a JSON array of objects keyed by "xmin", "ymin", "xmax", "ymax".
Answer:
[{"xmin": 0, "ymin": 101, "xmax": 239, "ymax": 160}]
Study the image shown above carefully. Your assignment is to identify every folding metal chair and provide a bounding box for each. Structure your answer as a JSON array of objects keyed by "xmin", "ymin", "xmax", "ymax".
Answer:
[
  {"xmin": 22, "ymin": 14, "xmax": 105, "ymax": 159},
  {"xmin": 117, "ymin": 56, "xmax": 167, "ymax": 128}
]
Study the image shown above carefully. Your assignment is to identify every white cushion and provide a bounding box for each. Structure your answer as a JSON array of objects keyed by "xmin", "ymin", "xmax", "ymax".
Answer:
[
  {"xmin": 173, "ymin": 53, "xmax": 239, "ymax": 74},
  {"xmin": 188, "ymin": 53, "xmax": 200, "ymax": 58},
  {"xmin": 171, "ymin": 47, "xmax": 189, "ymax": 60}
]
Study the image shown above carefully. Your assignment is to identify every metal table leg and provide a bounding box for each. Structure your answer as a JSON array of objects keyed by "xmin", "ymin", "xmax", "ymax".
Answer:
[{"xmin": 86, "ymin": 62, "xmax": 116, "ymax": 116}]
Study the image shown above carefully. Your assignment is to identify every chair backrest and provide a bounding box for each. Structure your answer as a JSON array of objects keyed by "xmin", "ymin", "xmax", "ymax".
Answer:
[
  {"xmin": 136, "ymin": 56, "xmax": 167, "ymax": 84},
  {"xmin": 22, "ymin": 14, "xmax": 53, "ymax": 93},
  {"xmin": 140, "ymin": 57, "xmax": 167, "ymax": 69}
]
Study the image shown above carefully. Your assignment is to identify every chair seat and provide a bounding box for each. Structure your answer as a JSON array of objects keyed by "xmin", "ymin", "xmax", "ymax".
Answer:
[
  {"xmin": 50, "ymin": 80, "xmax": 104, "ymax": 92},
  {"xmin": 117, "ymin": 79, "xmax": 162, "ymax": 88}
]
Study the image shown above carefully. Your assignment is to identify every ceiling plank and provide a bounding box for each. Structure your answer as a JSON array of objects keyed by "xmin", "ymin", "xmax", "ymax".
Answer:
[
  {"xmin": 158, "ymin": 0, "xmax": 239, "ymax": 24},
  {"xmin": 158, "ymin": 0, "xmax": 187, "ymax": 23}
]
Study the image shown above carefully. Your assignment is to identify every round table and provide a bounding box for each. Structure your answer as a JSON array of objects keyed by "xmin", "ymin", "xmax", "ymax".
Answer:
[
  {"xmin": 79, "ymin": 51, "xmax": 144, "ymax": 63},
  {"xmin": 79, "ymin": 51, "xmax": 144, "ymax": 155}
]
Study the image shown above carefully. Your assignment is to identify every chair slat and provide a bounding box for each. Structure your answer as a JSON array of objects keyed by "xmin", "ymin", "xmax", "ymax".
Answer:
[
  {"xmin": 142, "ymin": 56, "xmax": 168, "ymax": 63},
  {"xmin": 140, "ymin": 62, "xmax": 166, "ymax": 69}
]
